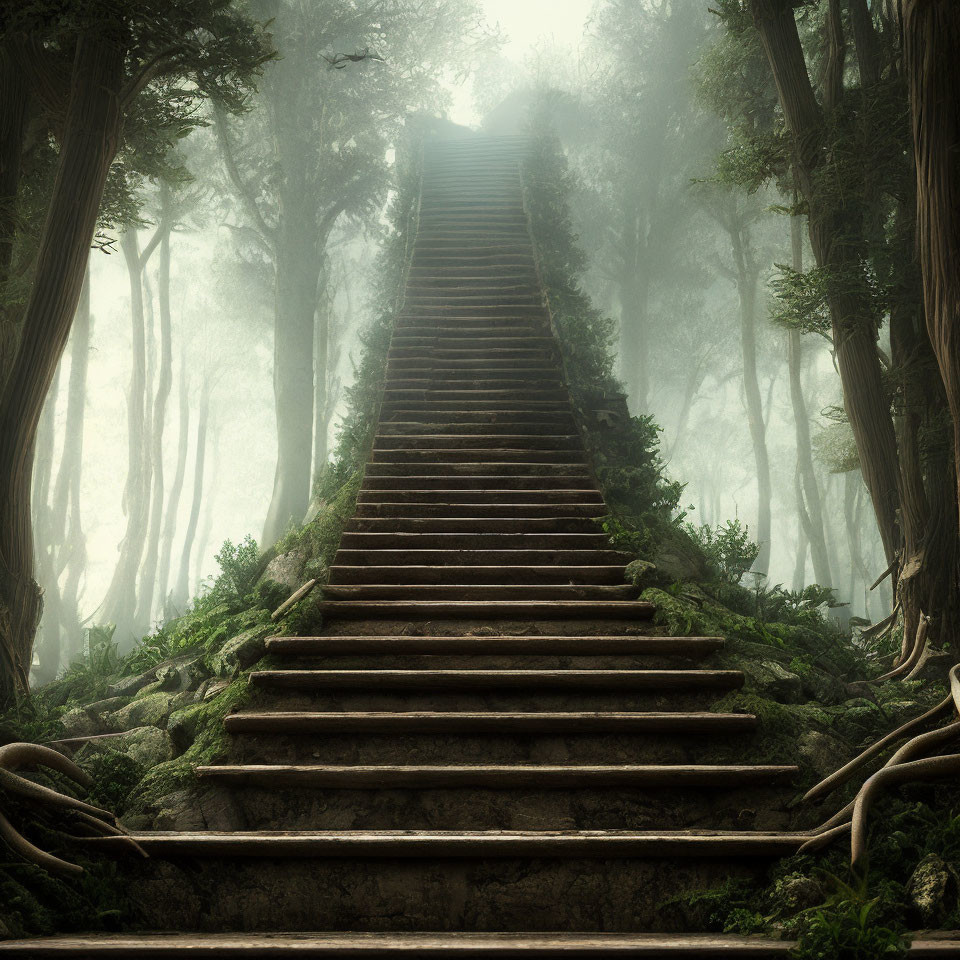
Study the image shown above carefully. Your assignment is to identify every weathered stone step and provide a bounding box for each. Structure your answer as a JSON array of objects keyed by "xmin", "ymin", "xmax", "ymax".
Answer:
[
  {"xmin": 383, "ymin": 382, "xmax": 563, "ymax": 394},
  {"xmin": 265, "ymin": 635, "xmax": 725, "ymax": 657},
  {"xmin": 386, "ymin": 350, "xmax": 557, "ymax": 363},
  {"xmin": 376, "ymin": 416, "xmax": 578, "ymax": 432},
  {"xmin": 352, "ymin": 503, "xmax": 601, "ymax": 518},
  {"xmin": 248, "ymin": 669, "xmax": 741, "ymax": 693},
  {"xmin": 354, "ymin": 489, "xmax": 603, "ymax": 504},
  {"xmin": 363, "ymin": 463, "xmax": 590, "ymax": 479},
  {"xmin": 328, "ymin": 565, "xmax": 623, "ymax": 584},
  {"xmin": 317, "ymin": 600, "xmax": 652, "ymax": 620},
  {"xmin": 394, "ymin": 322, "xmax": 544, "ymax": 335},
  {"xmin": 196, "ymin": 763, "xmax": 791, "ymax": 789},
  {"xmin": 411, "ymin": 254, "xmax": 535, "ymax": 267},
  {"xmin": 397, "ymin": 305, "xmax": 547, "ymax": 319},
  {"xmin": 379, "ymin": 390, "xmax": 568, "ymax": 404},
  {"xmin": 344, "ymin": 517, "xmax": 599, "ymax": 533},
  {"xmin": 359, "ymin": 476, "xmax": 595, "ymax": 491},
  {"xmin": 225, "ymin": 711, "xmax": 750, "ymax": 738},
  {"xmin": 339, "ymin": 532, "xmax": 607, "ymax": 550},
  {"xmin": 373, "ymin": 434, "xmax": 580, "ymax": 450},
  {"xmin": 370, "ymin": 449, "xmax": 579, "ymax": 464},
  {"xmin": 322, "ymin": 585, "xmax": 639, "ymax": 601},
  {"xmin": 407, "ymin": 271, "xmax": 536, "ymax": 283},
  {"xmin": 0, "ymin": 930, "xmax": 813, "ymax": 957}
]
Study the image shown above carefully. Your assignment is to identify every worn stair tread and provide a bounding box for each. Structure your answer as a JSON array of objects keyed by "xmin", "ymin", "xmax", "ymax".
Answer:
[
  {"xmin": 224, "ymin": 711, "xmax": 756, "ymax": 735},
  {"xmin": 328, "ymin": 565, "xmax": 626, "ymax": 584},
  {"xmin": 264, "ymin": 635, "xmax": 725, "ymax": 656},
  {"xmin": 84, "ymin": 828, "xmax": 805, "ymax": 859},
  {"xmin": 195, "ymin": 763, "xmax": 796, "ymax": 788},
  {"xmin": 321, "ymin": 585, "xmax": 640, "ymax": 601},
  {"xmin": 317, "ymin": 600, "xmax": 653, "ymax": 618},
  {"xmin": 248, "ymin": 669, "xmax": 743, "ymax": 690}
]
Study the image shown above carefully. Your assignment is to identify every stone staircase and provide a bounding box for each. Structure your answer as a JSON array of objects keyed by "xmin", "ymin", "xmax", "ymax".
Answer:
[{"xmin": 1, "ymin": 137, "xmax": 810, "ymax": 956}]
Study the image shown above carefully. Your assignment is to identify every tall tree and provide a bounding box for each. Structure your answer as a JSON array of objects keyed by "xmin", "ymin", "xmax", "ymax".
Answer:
[{"xmin": 0, "ymin": 4, "xmax": 268, "ymax": 705}]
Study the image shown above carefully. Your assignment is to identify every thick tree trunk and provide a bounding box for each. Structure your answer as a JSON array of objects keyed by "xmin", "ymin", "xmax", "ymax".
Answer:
[
  {"xmin": 54, "ymin": 271, "xmax": 91, "ymax": 662},
  {"xmin": 158, "ymin": 352, "xmax": 190, "ymax": 617},
  {"xmin": 99, "ymin": 228, "xmax": 152, "ymax": 644},
  {"xmin": 0, "ymin": 45, "xmax": 27, "ymax": 305},
  {"xmin": 750, "ymin": 0, "xmax": 903, "ymax": 567},
  {"xmin": 0, "ymin": 35, "xmax": 123, "ymax": 705},
  {"xmin": 903, "ymin": 2, "xmax": 960, "ymax": 540},
  {"xmin": 135, "ymin": 186, "xmax": 173, "ymax": 629},
  {"xmin": 173, "ymin": 379, "xmax": 211, "ymax": 608}
]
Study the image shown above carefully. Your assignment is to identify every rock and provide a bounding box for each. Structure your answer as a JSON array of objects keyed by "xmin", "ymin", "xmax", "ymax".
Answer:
[
  {"xmin": 800, "ymin": 668, "xmax": 848, "ymax": 705},
  {"xmin": 259, "ymin": 549, "xmax": 307, "ymax": 594},
  {"xmin": 775, "ymin": 874, "xmax": 824, "ymax": 913},
  {"xmin": 110, "ymin": 726, "xmax": 174, "ymax": 767},
  {"xmin": 156, "ymin": 656, "xmax": 209, "ymax": 693},
  {"xmin": 211, "ymin": 628, "xmax": 268, "ymax": 677},
  {"xmin": 152, "ymin": 788, "xmax": 209, "ymax": 830},
  {"xmin": 107, "ymin": 668, "xmax": 158, "ymax": 699},
  {"xmin": 167, "ymin": 706, "xmax": 201, "ymax": 752},
  {"xmin": 203, "ymin": 680, "xmax": 230, "ymax": 700},
  {"xmin": 625, "ymin": 559, "xmax": 657, "ymax": 585},
  {"xmin": 907, "ymin": 853, "xmax": 959, "ymax": 925},
  {"xmin": 845, "ymin": 681, "xmax": 877, "ymax": 702},
  {"xmin": 741, "ymin": 660, "xmax": 803, "ymax": 703},
  {"xmin": 83, "ymin": 696, "xmax": 131, "ymax": 718},
  {"xmin": 59, "ymin": 707, "xmax": 100, "ymax": 739},
  {"xmin": 797, "ymin": 730, "xmax": 847, "ymax": 778},
  {"xmin": 104, "ymin": 691, "xmax": 184, "ymax": 731}
]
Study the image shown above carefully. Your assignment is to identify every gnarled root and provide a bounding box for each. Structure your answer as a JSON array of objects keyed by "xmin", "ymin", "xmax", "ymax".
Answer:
[
  {"xmin": 802, "ymin": 665, "xmax": 960, "ymax": 866},
  {"xmin": 0, "ymin": 741, "xmax": 142, "ymax": 875},
  {"xmin": 872, "ymin": 612, "xmax": 930, "ymax": 684}
]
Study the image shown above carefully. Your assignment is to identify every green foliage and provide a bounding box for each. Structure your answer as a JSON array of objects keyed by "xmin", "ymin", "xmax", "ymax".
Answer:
[
  {"xmin": 211, "ymin": 535, "xmax": 261, "ymax": 602},
  {"xmin": 791, "ymin": 876, "xmax": 908, "ymax": 960},
  {"xmin": 82, "ymin": 752, "xmax": 146, "ymax": 817},
  {"xmin": 686, "ymin": 519, "xmax": 760, "ymax": 584}
]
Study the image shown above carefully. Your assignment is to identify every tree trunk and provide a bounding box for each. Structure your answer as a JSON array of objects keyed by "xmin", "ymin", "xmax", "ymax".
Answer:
[
  {"xmin": 0, "ymin": 44, "xmax": 27, "ymax": 314},
  {"xmin": 158, "ymin": 351, "xmax": 190, "ymax": 617},
  {"xmin": 99, "ymin": 228, "xmax": 152, "ymax": 644},
  {"xmin": 787, "ymin": 213, "xmax": 832, "ymax": 586},
  {"xmin": 727, "ymin": 208, "xmax": 771, "ymax": 573},
  {"xmin": 135, "ymin": 185, "xmax": 173, "ymax": 630},
  {"xmin": 173, "ymin": 379, "xmax": 211, "ymax": 609},
  {"xmin": 55, "ymin": 269, "xmax": 91, "ymax": 663},
  {"xmin": 750, "ymin": 0, "xmax": 903, "ymax": 567},
  {"xmin": 261, "ymin": 221, "xmax": 320, "ymax": 546},
  {"xmin": 903, "ymin": 1, "xmax": 960, "ymax": 542},
  {"xmin": 0, "ymin": 35, "xmax": 123, "ymax": 705},
  {"xmin": 844, "ymin": 470, "xmax": 871, "ymax": 619}
]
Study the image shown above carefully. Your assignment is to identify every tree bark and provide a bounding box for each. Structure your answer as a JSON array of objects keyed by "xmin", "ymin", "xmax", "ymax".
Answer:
[
  {"xmin": 0, "ymin": 35, "xmax": 123, "ymax": 705},
  {"xmin": 0, "ymin": 44, "xmax": 27, "ymax": 303},
  {"xmin": 903, "ymin": 1, "xmax": 960, "ymax": 537},
  {"xmin": 750, "ymin": 0, "xmax": 903, "ymax": 568}
]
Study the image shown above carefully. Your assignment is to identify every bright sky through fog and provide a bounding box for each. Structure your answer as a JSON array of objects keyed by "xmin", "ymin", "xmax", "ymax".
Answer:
[{"xmin": 448, "ymin": 0, "xmax": 595, "ymax": 126}]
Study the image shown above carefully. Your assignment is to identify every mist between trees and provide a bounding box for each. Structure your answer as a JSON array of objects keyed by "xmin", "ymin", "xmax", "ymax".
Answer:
[{"xmin": 3, "ymin": 0, "xmax": 958, "ymax": 697}]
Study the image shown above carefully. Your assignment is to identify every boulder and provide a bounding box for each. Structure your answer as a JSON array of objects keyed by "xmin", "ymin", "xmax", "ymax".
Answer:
[
  {"xmin": 740, "ymin": 660, "xmax": 803, "ymax": 703},
  {"xmin": 104, "ymin": 691, "xmax": 184, "ymax": 731},
  {"xmin": 211, "ymin": 628, "xmax": 268, "ymax": 677},
  {"xmin": 110, "ymin": 726, "xmax": 174, "ymax": 767},
  {"xmin": 625, "ymin": 559, "xmax": 657, "ymax": 585},
  {"xmin": 797, "ymin": 729, "xmax": 848, "ymax": 778},
  {"xmin": 799, "ymin": 668, "xmax": 848, "ymax": 706},
  {"xmin": 775, "ymin": 874, "xmax": 824, "ymax": 913},
  {"xmin": 156, "ymin": 655, "xmax": 209, "ymax": 693},
  {"xmin": 907, "ymin": 853, "xmax": 959, "ymax": 925},
  {"xmin": 107, "ymin": 667, "xmax": 159, "ymax": 699},
  {"xmin": 59, "ymin": 707, "xmax": 100, "ymax": 739},
  {"xmin": 83, "ymin": 696, "xmax": 131, "ymax": 718},
  {"xmin": 259, "ymin": 549, "xmax": 307, "ymax": 594}
]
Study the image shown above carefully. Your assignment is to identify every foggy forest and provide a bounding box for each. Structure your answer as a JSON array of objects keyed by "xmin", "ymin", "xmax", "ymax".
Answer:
[{"xmin": 0, "ymin": 0, "xmax": 959, "ymax": 955}]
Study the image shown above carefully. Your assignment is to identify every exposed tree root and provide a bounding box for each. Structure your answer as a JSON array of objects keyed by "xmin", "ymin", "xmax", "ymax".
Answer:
[
  {"xmin": 872, "ymin": 612, "xmax": 930, "ymax": 683},
  {"xmin": 803, "ymin": 665, "xmax": 960, "ymax": 867},
  {"xmin": 0, "ymin": 741, "xmax": 143, "ymax": 874}
]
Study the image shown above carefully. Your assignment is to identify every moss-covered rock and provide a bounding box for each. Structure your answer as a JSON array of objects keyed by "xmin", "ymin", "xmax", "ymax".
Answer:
[
  {"xmin": 210, "ymin": 627, "xmax": 270, "ymax": 677},
  {"xmin": 103, "ymin": 691, "xmax": 184, "ymax": 731}
]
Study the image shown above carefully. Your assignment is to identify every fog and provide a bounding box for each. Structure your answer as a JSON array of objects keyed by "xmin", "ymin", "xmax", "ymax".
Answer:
[{"xmin": 30, "ymin": 0, "xmax": 891, "ymax": 675}]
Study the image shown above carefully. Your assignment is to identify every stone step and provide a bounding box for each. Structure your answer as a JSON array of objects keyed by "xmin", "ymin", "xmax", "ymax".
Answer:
[
  {"xmin": 384, "ymin": 365, "xmax": 563, "ymax": 378},
  {"xmin": 86, "ymin": 829, "xmax": 799, "ymax": 860},
  {"xmin": 379, "ymin": 390, "xmax": 569, "ymax": 404},
  {"xmin": 376, "ymin": 417, "xmax": 578, "ymax": 432},
  {"xmin": 327, "ymin": 565, "xmax": 625, "ymax": 584},
  {"xmin": 354, "ymin": 490, "xmax": 604, "ymax": 504},
  {"xmin": 264, "ymin": 635, "xmax": 725, "ymax": 658},
  {"xmin": 352, "ymin": 504, "xmax": 601, "ymax": 519},
  {"xmin": 317, "ymin": 600, "xmax": 653, "ymax": 620},
  {"xmin": 343, "ymin": 517, "xmax": 600, "ymax": 533},
  {"xmin": 332, "ymin": 550, "xmax": 626, "ymax": 568},
  {"xmin": 338, "ymin": 532, "xmax": 608, "ymax": 549},
  {"xmin": 248, "ymin": 670, "xmax": 742, "ymax": 693},
  {"xmin": 393, "ymin": 323, "xmax": 545, "ymax": 336},
  {"xmin": 196, "ymin": 763, "xmax": 792, "ymax": 790},
  {"xmin": 363, "ymin": 463, "xmax": 591, "ymax": 479},
  {"xmin": 369, "ymin": 449, "xmax": 580, "ymax": 464},
  {"xmin": 0, "ymin": 930, "xmax": 816, "ymax": 957},
  {"xmin": 321, "ymin": 585, "xmax": 639, "ymax": 601},
  {"xmin": 360, "ymin": 477, "xmax": 595, "ymax": 492},
  {"xmin": 373, "ymin": 434, "xmax": 580, "ymax": 450}
]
